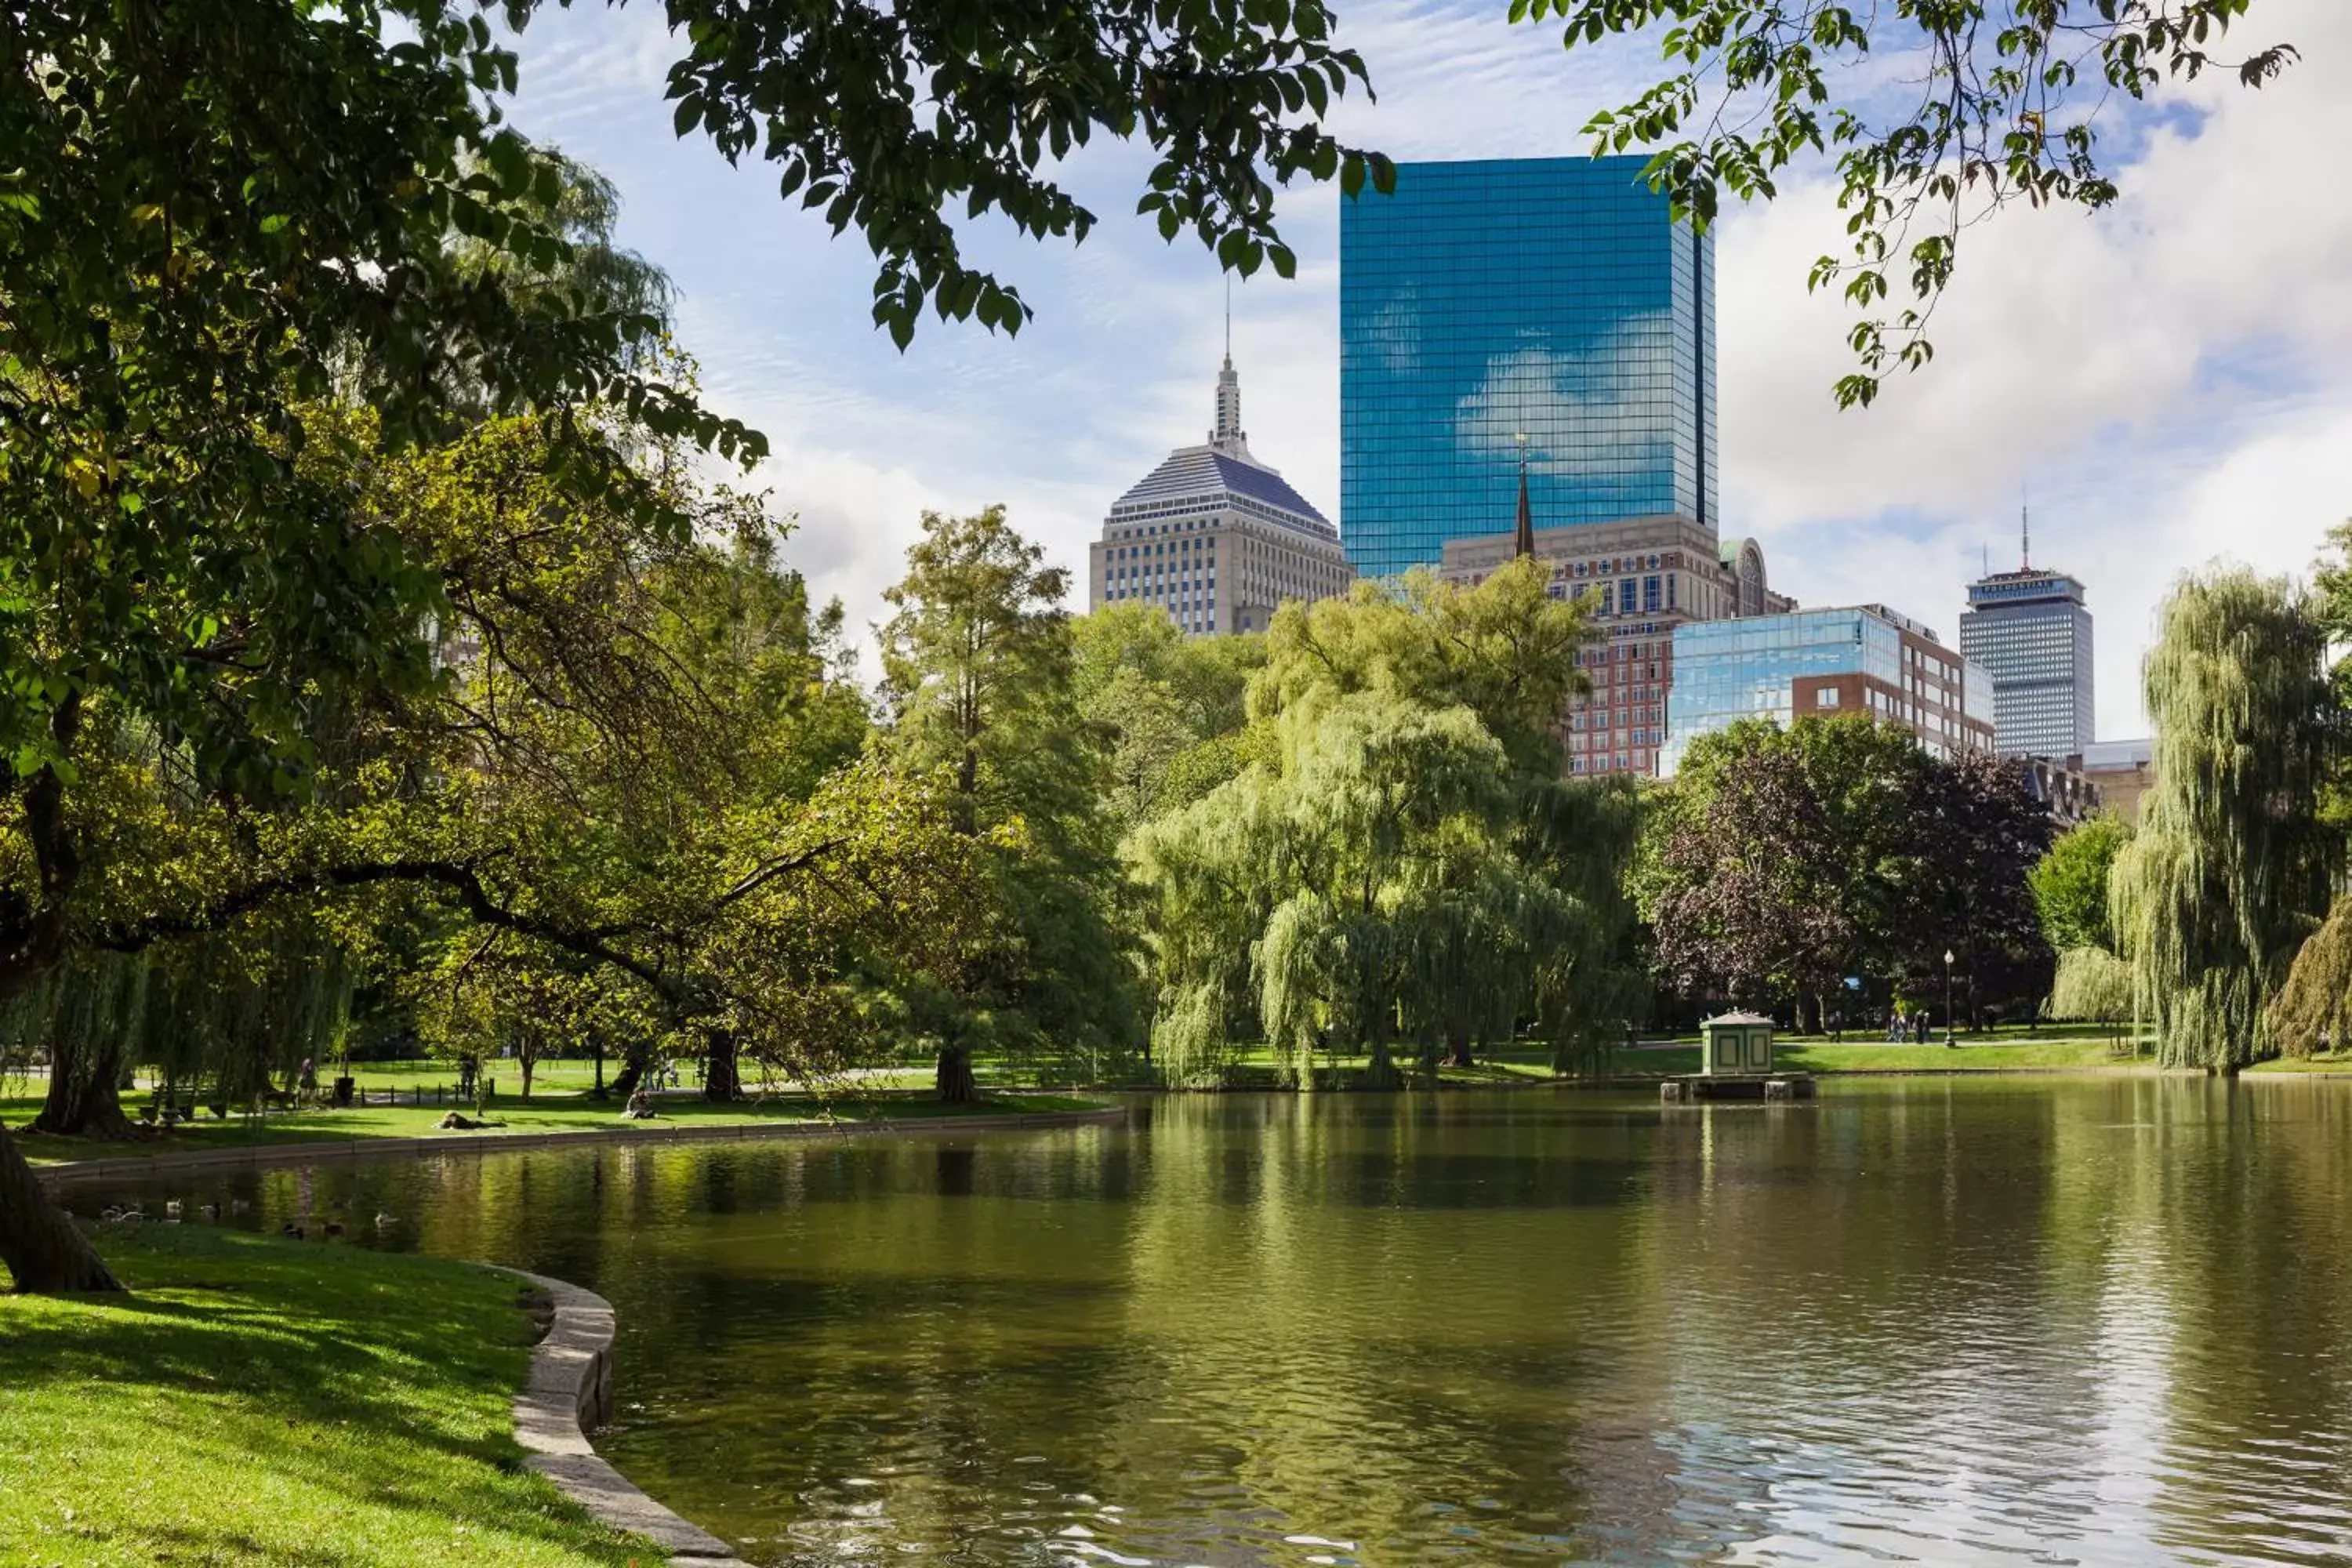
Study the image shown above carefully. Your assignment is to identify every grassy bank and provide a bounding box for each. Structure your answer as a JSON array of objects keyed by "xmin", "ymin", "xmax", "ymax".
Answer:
[
  {"xmin": 0, "ymin": 1226, "xmax": 645, "ymax": 1567},
  {"xmin": 1650, "ymin": 1036, "xmax": 2140, "ymax": 1076},
  {"xmin": 2245, "ymin": 1052, "xmax": 2352, "ymax": 1074},
  {"xmin": 1164, "ymin": 1033, "xmax": 2139, "ymax": 1087},
  {"xmin": 5, "ymin": 1090, "xmax": 1105, "ymax": 1167}
]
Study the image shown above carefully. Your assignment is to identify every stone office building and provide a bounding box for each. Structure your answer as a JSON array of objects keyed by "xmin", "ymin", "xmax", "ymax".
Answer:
[
  {"xmin": 1442, "ymin": 514, "xmax": 1791, "ymax": 777},
  {"xmin": 1089, "ymin": 351, "xmax": 1354, "ymax": 636}
]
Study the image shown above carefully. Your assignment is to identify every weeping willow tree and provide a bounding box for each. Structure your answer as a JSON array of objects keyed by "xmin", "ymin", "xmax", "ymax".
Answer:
[
  {"xmin": 1131, "ymin": 560, "xmax": 1638, "ymax": 1087},
  {"xmin": 1134, "ymin": 692, "xmax": 1620, "ymax": 1087},
  {"xmin": 2048, "ymin": 946, "xmax": 2136, "ymax": 1051},
  {"xmin": 2267, "ymin": 895, "xmax": 2352, "ymax": 1058},
  {"xmin": 12, "ymin": 926, "xmax": 355, "ymax": 1136},
  {"xmin": 1127, "ymin": 768, "xmax": 1286, "ymax": 1086},
  {"xmin": 8, "ymin": 954, "xmax": 151, "ymax": 1137},
  {"xmin": 2111, "ymin": 572, "xmax": 2339, "ymax": 1071}
]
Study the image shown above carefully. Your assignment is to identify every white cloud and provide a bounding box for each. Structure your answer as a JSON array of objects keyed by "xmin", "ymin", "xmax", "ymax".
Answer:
[
  {"xmin": 1715, "ymin": 0, "xmax": 2352, "ymax": 734},
  {"xmin": 503, "ymin": 0, "xmax": 2352, "ymax": 742},
  {"xmin": 1453, "ymin": 325, "xmax": 1678, "ymax": 473}
]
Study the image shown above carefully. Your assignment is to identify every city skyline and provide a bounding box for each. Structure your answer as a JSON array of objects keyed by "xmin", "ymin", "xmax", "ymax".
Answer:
[{"xmin": 495, "ymin": 0, "xmax": 2352, "ymax": 740}]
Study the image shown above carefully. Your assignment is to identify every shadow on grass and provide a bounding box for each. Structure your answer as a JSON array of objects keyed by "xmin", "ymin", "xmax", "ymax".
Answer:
[{"xmin": 0, "ymin": 1225, "xmax": 645, "ymax": 1566}]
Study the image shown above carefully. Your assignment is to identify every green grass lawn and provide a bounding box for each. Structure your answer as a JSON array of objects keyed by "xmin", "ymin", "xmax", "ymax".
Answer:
[
  {"xmin": 1145, "ymin": 1035, "xmax": 2141, "ymax": 1085},
  {"xmin": 2245, "ymin": 1052, "xmax": 2352, "ymax": 1073},
  {"xmin": 0, "ymin": 1225, "xmax": 650, "ymax": 1568},
  {"xmin": 1643, "ymin": 1036, "xmax": 2135, "ymax": 1075},
  {"xmin": 3, "ymin": 1089, "xmax": 1105, "ymax": 1167}
]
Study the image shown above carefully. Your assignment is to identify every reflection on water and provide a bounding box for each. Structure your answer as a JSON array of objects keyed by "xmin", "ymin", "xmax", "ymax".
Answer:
[{"xmin": 70, "ymin": 1080, "xmax": 2352, "ymax": 1565}]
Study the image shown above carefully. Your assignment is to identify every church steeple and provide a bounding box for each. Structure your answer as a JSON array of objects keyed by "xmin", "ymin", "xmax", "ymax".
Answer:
[{"xmin": 1513, "ymin": 433, "xmax": 1534, "ymax": 558}]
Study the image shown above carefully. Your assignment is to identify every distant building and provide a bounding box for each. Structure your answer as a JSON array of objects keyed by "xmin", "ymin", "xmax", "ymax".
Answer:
[
  {"xmin": 1441, "ymin": 515, "xmax": 1789, "ymax": 778},
  {"xmin": 1958, "ymin": 523, "xmax": 2094, "ymax": 757},
  {"xmin": 2018, "ymin": 756, "xmax": 2103, "ymax": 826},
  {"xmin": 1090, "ymin": 348, "xmax": 1352, "ymax": 636},
  {"xmin": 2076, "ymin": 738, "xmax": 2154, "ymax": 824},
  {"xmin": 1662, "ymin": 604, "xmax": 1996, "ymax": 775},
  {"xmin": 1339, "ymin": 156, "xmax": 1717, "ymax": 581}
]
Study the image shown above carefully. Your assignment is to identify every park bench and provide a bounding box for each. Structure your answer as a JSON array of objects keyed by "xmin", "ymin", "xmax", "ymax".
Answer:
[{"xmin": 142, "ymin": 1088, "xmax": 198, "ymax": 1124}]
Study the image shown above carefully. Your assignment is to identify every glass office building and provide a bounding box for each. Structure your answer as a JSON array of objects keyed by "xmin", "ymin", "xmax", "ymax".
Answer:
[
  {"xmin": 1958, "ymin": 566, "xmax": 2094, "ymax": 757},
  {"xmin": 1339, "ymin": 156, "xmax": 1717, "ymax": 581},
  {"xmin": 1661, "ymin": 606, "xmax": 1995, "ymax": 775}
]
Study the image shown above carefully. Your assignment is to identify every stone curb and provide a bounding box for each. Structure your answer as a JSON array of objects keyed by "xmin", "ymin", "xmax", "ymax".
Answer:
[
  {"xmin": 32, "ymin": 1105, "xmax": 1127, "ymax": 1189},
  {"xmin": 490, "ymin": 1265, "xmax": 753, "ymax": 1568}
]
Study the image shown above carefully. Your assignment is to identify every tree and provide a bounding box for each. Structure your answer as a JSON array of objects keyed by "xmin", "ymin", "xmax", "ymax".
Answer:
[
  {"xmin": 1646, "ymin": 714, "xmax": 1929, "ymax": 1026},
  {"xmin": 2267, "ymin": 896, "xmax": 2352, "ymax": 1058},
  {"xmin": 2111, "ymin": 571, "xmax": 2338, "ymax": 1070},
  {"xmin": 878, "ymin": 508, "xmax": 1138, "ymax": 1098},
  {"xmin": 615, "ymin": 0, "xmax": 1387, "ymax": 345},
  {"xmin": 0, "ymin": 5, "xmax": 762, "ymax": 1287},
  {"xmin": 1253, "ymin": 563, "xmax": 1596, "ymax": 777},
  {"xmin": 1904, "ymin": 749, "xmax": 2057, "ymax": 1027},
  {"xmin": 1137, "ymin": 693, "xmax": 1573, "ymax": 1086},
  {"xmin": 0, "ymin": 403, "xmax": 953, "ymax": 1290},
  {"xmin": 1650, "ymin": 743, "xmax": 1858, "ymax": 1019},
  {"xmin": 1072, "ymin": 604, "xmax": 1264, "ymax": 833},
  {"xmin": 1132, "ymin": 560, "xmax": 1639, "ymax": 1083},
  {"xmin": 2049, "ymin": 945, "xmax": 2136, "ymax": 1040},
  {"xmin": 1526, "ymin": 0, "xmax": 2300, "ymax": 405},
  {"xmin": 2, "ymin": 0, "xmax": 1381, "ymax": 1284},
  {"xmin": 2031, "ymin": 815, "xmax": 2133, "ymax": 955}
]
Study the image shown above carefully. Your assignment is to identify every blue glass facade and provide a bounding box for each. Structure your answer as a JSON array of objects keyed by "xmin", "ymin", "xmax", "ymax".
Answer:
[
  {"xmin": 1339, "ymin": 157, "xmax": 1717, "ymax": 581},
  {"xmin": 1661, "ymin": 608, "xmax": 1997, "ymax": 775}
]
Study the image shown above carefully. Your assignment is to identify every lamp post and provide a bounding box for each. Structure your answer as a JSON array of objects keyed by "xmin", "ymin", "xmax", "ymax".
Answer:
[{"xmin": 1943, "ymin": 949, "xmax": 1955, "ymax": 1047}]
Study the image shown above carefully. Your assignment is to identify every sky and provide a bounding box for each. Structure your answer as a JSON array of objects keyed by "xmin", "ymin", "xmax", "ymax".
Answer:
[{"xmin": 495, "ymin": 0, "xmax": 2352, "ymax": 741}]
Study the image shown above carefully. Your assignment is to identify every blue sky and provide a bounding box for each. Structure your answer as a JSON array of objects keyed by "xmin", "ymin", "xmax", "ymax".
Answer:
[{"xmin": 498, "ymin": 0, "xmax": 2352, "ymax": 740}]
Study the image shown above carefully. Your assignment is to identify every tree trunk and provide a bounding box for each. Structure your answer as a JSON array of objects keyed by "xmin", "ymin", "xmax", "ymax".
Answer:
[
  {"xmin": 590, "ymin": 1036, "xmax": 607, "ymax": 1100},
  {"xmin": 0, "ymin": 1123, "xmax": 122, "ymax": 1293},
  {"xmin": 31, "ymin": 1047, "xmax": 141, "ymax": 1140},
  {"xmin": 703, "ymin": 1031, "xmax": 740, "ymax": 1103},
  {"xmin": 1445, "ymin": 1029, "xmax": 1475, "ymax": 1069},
  {"xmin": 936, "ymin": 1041, "xmax": 977, "ymax": 1103}
]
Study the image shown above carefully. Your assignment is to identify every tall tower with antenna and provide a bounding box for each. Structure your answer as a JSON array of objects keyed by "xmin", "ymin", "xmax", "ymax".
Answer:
[
  {"xmin": 1088, "ymin": 287, "xmax": 1352, "ymax": 638},
  {"xmin": 1960, "ymin": 500, "xmax": 2093, "ymax": 759}
]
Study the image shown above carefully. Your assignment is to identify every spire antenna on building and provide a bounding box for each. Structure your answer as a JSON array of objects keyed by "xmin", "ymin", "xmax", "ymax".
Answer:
[
  {"xmin": 1210, "ymin": 311, "xmax": 1247, "ymax": 456},
  {"xmin": 1512, "ymin": 432, "xmax": 1534, "ymax": 559},
  {"xmin": 2021, "ymin": 490, "xmax": 2031, "ymax": 571}
]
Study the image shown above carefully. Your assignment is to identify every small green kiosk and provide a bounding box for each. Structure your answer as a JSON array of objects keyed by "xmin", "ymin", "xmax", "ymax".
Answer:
[{"xmin": 1700, "ymin": 1011, "xmax": 1776, "ymax": 1076}]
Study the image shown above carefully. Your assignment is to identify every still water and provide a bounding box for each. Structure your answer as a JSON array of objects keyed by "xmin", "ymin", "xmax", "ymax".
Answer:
[{"xmin": 70, "ymin": 1080, "xmax": 2352, "ymax": 1565}]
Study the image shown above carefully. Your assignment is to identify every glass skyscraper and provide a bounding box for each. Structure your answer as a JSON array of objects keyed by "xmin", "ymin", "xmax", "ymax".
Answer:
[
  {"xmin": 1958, "ymin": 564, "xmax": 2094, "ymax": 757},
  {"xmin": 1339, "ymin": 156, "xmax": 1718, "ymax": 581},
  {"xmin": 1661, "ymin": 606, "xmax": 1995, "ymax": 776}
]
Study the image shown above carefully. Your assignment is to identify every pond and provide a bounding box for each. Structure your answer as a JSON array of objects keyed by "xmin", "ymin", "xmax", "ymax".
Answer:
[{"xmin": 65, "ymin": 1080, "xmax": 2352, "ymax": 1566}]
